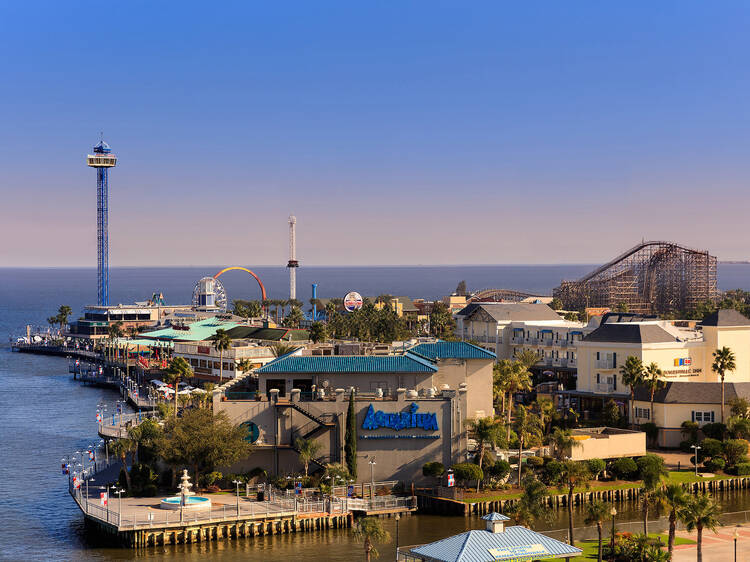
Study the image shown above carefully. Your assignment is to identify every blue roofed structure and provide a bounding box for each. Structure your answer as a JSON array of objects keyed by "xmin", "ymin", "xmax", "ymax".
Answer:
[
  {"xmin": 256, "ymin": 352, "xmax": 438, "ymax": 375},
  {"xmin": 401, "ymin": 513, "xmax": 581, "ymax": 562},
  {"xmin": 409, "ymin": 341, "xmax": 496, "ymax": 361}
]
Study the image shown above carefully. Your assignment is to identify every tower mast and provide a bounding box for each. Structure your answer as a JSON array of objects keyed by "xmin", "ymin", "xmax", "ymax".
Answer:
[
  {"xmin": 86, "ymin": 139, "xmax": 117, "ymax": 306},
  {"xmin": 287, "ymin": 215, "xmax": 299, "ymax": 300}
]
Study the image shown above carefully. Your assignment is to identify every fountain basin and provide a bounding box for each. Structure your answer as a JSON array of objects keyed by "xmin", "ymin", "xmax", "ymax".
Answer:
[{"xmin": 159, "ymin": 496, "xmax": 212, "ymax": 510}]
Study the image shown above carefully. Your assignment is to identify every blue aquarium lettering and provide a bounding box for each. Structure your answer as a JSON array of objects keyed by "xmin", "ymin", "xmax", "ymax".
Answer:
[{"xmin": 362, "ymin": 402, "xmax": 438, "ymax": 431}]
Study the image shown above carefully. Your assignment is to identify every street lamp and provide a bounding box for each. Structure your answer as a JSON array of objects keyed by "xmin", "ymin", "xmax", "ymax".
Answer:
[
  {"xmin": 691, "ymin": 445, "xmax": 702, "ymax": 477},
  {"xmin": 233, "ymin": 479, "xmax": 242, "ymax": 516},
  {"xmin": 734, "ymin": 527, "xmax": 739, "ymax": 562},
  {"xmin": 609, "ymin": 506, "xmax": 617, "ymax": 557},
  {"xmin": 111, "ymin": 486, "xmax": 125, "ymax": 525},
  {"xmin": 369, "ymin": 458, "xmax": 376, "ymax": 499}
]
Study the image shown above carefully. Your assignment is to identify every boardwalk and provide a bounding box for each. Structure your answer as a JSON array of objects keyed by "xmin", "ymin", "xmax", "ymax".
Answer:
[{"xmin": 672, "ymin": 522, "xmax": 750, "ymax": 561}]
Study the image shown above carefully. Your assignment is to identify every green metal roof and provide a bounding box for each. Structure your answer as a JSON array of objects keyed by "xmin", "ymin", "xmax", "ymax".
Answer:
[
  {"xmin": 140, "ymin": 318, "xmax": 239, "ymax": 342},
  {"xmin": 409, "ymin": 341, "xmax": 496, "ymax": 360},
  {"xmin": 257, "ymin": 352, "xmax": 438, "ymax": 375}
]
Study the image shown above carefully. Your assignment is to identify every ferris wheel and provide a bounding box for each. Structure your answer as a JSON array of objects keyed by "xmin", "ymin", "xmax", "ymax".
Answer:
[{"xmin": 192, "ymin": 276, "xmax": 228, "ymax": 311}]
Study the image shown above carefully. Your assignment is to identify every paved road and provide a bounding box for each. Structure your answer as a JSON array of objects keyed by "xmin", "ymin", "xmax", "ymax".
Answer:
[{"xmin": 672, "ymin": 522, "xmax": 750, "ymax": 561}]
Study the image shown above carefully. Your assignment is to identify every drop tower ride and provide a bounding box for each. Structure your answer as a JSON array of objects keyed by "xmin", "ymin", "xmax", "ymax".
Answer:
[{"xmin": 86, "ymin": 139, "xmax": 117, "ymax": 306}]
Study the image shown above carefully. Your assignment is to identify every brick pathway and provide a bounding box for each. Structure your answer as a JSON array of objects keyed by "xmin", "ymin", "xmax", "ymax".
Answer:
[{"xmin": 672, "ymin": 522, "xmax": 750, "ymax": 561}]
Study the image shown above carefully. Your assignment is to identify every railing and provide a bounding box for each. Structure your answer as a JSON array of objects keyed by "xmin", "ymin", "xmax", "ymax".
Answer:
[
  {"xmin": 511, "ymin": 337, "xmax": 524, "ymax": 345},
  {"xmin": 595, "ymin": 360, "xmax": 616, "ymax": 369},
  {"xmin": 595, "ymin": 383, "xmax": 615, "ymax": 393},
  {"xmin": 225, "ymin": 391, "xmax": 262, "ymax": 401},
  {"xmin": 345, "ymin": 496, "xmax": 415, "ymax": 512},
  {"xmin": 541, "ymin": 338, "xmax": 554, "ymax": 347}
]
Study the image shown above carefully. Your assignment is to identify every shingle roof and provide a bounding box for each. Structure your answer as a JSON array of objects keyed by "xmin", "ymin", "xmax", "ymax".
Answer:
[
  {"xmin": 701, "ymin": 309, "xmax": 750, "ymax": 327},
  {"xmin": 409, "ymin": 526, "xmax": 581, "ymax": 562},
  {"xmin": 583, "ymin": 323, "xmax": 677, "ymax": 344},
  {"xmin": 458, "ymin": 303, "xmax": 562, "ymax": 322},
  {"xmin": 410, "ymin": 341, "xmax": 496, "ymax": 360},
  {"xmin": 256, "ymin": 352, "xmax": 438, "ymax": 374},
  {"xmin": 634, "ymin": 382, "xmax": 750, "ymax": 404}
]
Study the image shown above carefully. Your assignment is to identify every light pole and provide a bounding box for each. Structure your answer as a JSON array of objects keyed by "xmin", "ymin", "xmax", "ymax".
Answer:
[
  {"xmin": 369, "ymin": 458, "xmax": 376, "ymax": 499},
  {"xmin": 609, "ymin": 506, "xmax": 617, "ymax": 558},
  {"xmin": 734, "ymin": 527, "xmax": 739, "ymax": 562},
  {"xmin": 233, "ymin": 479, "xmax": 242, "ymax": 516},
  {"xmin": 112, "ymin": 486, "xmax": 125, "ymax": 525},
  {"xmin": 691, "ymin": 444, "xmax": 702, "ymax": 477},
  {"xmin": 395, "ymin": 512, "xmax": 400, "ymax": 550}
]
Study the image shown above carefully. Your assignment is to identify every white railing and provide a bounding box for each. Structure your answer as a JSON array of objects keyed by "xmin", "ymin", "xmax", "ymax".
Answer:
[
  {"xmin": 595, "ymin": 383, "xmax": 615, "ymax": 393},
  {"xmin": 595, "ymin": 360, "xmax": 616, "ymax": 369}
]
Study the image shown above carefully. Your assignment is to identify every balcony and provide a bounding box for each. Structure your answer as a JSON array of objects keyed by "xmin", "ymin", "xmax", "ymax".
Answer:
[
  {"xmin": 541, "ymin": 338, "xmax": 555, "ymax": 347},
  {"xmin": 527, "ymin": 337, "xmax": 539, "ymax": 345},
  {"xmin": 595, "ymin": 383, "xmax": 615, "ymax": 393},
  {"xmin": 552, "ymin": 358, "xmax": 562, "ymax": 367},
  {"xmin": 559, "ymin": 340, "xmax": 569, "ymax": 348},
  {"xmin": 595, "ymin": 360, "xmax": 616, "ymax": 369},
  {"xmin": 511, "ymin": 337, "xmax": 524, "ymax": 345},
  {"xmin": 560, "ymin": 358, "xmax": 576, "ymax": 368}
]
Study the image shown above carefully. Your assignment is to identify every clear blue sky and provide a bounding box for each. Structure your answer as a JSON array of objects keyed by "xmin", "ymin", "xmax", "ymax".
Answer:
[{"xmin": 1, "ymin": 1, "xmax": 748, "ymax": 266}]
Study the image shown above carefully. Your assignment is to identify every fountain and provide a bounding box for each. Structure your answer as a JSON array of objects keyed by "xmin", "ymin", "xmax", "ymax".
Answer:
[{"xmin": 159, "ymin": 469, "xmax": 212, "ymax": 510}]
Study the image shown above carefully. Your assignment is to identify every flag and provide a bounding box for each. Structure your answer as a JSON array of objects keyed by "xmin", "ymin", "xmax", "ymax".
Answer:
[
  {"xmin": 100, "ymin": 492, "xmax": 108, "ymax": 506},
  {"xmin": 62, "ymin": 463, "xmax": 69, "ymax": 475},
  {"xmin": 88, "ymin": 450, "xmax": 95, "ymax": 462},
  {"xmin": 96, "ymin": 412, "xmax": 102, "ymax": 423},
  {"xmin": 73, "ymin": 476, "xmax": 81, "ymax": 489}
]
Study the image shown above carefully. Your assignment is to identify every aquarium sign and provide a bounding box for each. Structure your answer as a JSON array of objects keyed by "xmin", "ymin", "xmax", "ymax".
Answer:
[
  {"xmin": 362, "ymin": 402, "xmax": 438, "ymax": 431},
  {"xmin": 487, "ymin": 544, "xmax": 551, "ymax": 560}
]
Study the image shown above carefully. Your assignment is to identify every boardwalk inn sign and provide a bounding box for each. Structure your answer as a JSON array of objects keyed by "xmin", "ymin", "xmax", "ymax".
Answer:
[{"xmin": 361, "ymin": 402, "xmax": 439, "ymax": 439}]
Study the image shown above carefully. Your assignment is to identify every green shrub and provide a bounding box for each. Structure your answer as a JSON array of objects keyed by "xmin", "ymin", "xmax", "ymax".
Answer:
[
  {"xmin": 610, "ymin": 457, "xmax": 638, "ymax": 480},
  {"xmin": 587, "ymin": 458, "xmax": 606, "ymax": 479},
  {"xmin": 488, "ymin": 460, "xmax": 511, "ymax": 479},
  {"xmin": 701, "ymin": 423, "xmax": 726, "ymax": 440},
  {"xmin": 704, "ymin": 457, "xmax": 726, "ymax": 472},
  {"xmin": 700, "ymin": 438, "xmax": 723, "ymax": 458},
  {"xmin": 451, "ymin": 462, "xmax": 483, "ymax": 486},
  {"xmin": 526, "ymin": 456, "xmax": 544, "ymax": 468},
  {"xmin": 679, "ymin": 440, "xmax": 694, "ymax": 453},
  {"xmin": 734, "ymin": 462, "xmax": 750, "ymax": 476},
  {"xmin": 641, "ymin": 422, "xmax": 658, "ymax": 445},
  {"xmin": 422, "ymin": 462, "xmax": 445, "ymax": 479},
  {"xmin": 542, "ymin": 460, "xmax": 565, "ymax": 485},
  {"xmin": 723, "ymin": 439, "xmax": 749, "ymax": 467},
  {"xmin": 508, "ymin": 456, "xmax": 519, "ymax": 464}
]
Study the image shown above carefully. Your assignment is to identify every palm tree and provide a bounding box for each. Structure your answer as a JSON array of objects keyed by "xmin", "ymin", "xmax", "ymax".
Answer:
[
  {"xmin": 352, "ymin": 516, "xmax": 391, "ymax": 562},
  {"xmin": 712, "ymin": 346, "xmax": 736, "ymax": 424},
  {"xmin": 492, "ymin": 360, "xmax": 514, "ymax": 420},
  {"xmin": 109, "ymin": 438, "xmax": 134, "ymax": 490},
  {"xmin": 271, "ymin": 342, "xmax": 298, "ymax": 357},
  {"xmin": 295, "ymin": 436, "xmax": 323, "ymax": 477},
  {"xmin": 464, "ymin": 417, "xmax": 504, "ymax": 491},
  {"xmin": 678, "ymin": 492, "xmax": 721, "ymax": 562},
  {"xmin": 165, "ymin": 356, "xmax": 193, "ymax": 418},
  {"xmin": 512, "ymin": 406, "xmax": 543, "ymax": 486},
  {"xmin": 534, "ymin": 397, "xmax": 556, "ymax": 434},
  {"xmin": 554, "ymin": 460, "xmax": 591, "ymax": 545},
  {"xmin": 644, "ymin": 362, "xmax": 664, "ymax": 423},
  {"xmin": 584, "ymin": 500, "xmax": 610, "ymax": 562},
  {"xmin": 515, "ymin": 349, "xmax": 541, "ymax": 369},
  {"xmin": 57, "ymin": 305, "xmax": 72, "ymax": 331},
  {"xmin": 655, "ymin": 483, "xmax": 688, "ymax": 557},
  {"xmin": 619, "ymin": 356, "xmax": 644, "ymax": 429},
  {"xmin": 236, "ymin": 358, "xmax": 253, "ymax": 375},
  {"xmin": 213, "ymin": 329, "xmax": 232, "ymax": 382},
  {"xmin": 498, "ymin": 361, "xmax": 532, "ymax": 441},
  {"xmin": 549, "ymin": 427, "xmax": 581, "ymax": 461},
  {"xmin": 509, "ymin": 475, "xmax": 549, "ymax": 528}
]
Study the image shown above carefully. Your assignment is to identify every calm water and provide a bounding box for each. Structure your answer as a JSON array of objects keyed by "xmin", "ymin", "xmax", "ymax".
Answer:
[{"xmin": 2, "ymin": 265, "xmax": 750, "ymax": 560}]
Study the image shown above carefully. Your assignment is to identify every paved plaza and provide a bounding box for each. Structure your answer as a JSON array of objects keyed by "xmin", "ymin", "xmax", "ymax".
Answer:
[{"xmin": 672, "ymin": 522, "xmax": 750, "ymax": 561}]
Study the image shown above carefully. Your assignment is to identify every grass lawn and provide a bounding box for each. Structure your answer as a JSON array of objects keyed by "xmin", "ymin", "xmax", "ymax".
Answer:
[
  {"xmin": 460, "ymin": 471, "xmax": 731, "ymax": 503},
  {"xmin": 572, "ymin": 534, "xmax": 696, "ymax": 560}
]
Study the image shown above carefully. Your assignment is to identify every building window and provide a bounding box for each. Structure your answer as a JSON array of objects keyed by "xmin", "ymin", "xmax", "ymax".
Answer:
[
  {"xmin": 636, "ymin": 407, "xmax": 650, "ymax": 420},
  {"xmin": 693, "ymin": 411, "xmax": 715, "ymax": 424}
]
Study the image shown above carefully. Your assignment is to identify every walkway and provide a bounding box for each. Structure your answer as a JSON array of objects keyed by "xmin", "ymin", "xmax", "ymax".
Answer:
[{"xmin": 672, "ymin": 522, "xmax": 750, "ymax": 561}]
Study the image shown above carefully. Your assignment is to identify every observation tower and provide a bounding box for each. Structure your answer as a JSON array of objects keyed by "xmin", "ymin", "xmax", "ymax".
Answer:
[
  {"xmin": 86, "ymin": 139, "xmax": 117, "ymax": 306},
  {"xmin": 287, "ymin": 215, "xmax": 299, "ymax": 300}
]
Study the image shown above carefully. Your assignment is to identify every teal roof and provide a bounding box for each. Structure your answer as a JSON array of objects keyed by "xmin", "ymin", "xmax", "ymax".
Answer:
[
  {"xmin": 409, "ymin": 526, "xmax": 581, "ymax": 562},
  {"xmin": 257, "ymin": 352, "xmax": 438, "ymax": 375},
  {"xmin": 410, "ymin": 341, "xmax": 496, "ymax": 361},
  {"xmin": 140, "ymin": 318, "xmax": 239, "ymax": 342}
]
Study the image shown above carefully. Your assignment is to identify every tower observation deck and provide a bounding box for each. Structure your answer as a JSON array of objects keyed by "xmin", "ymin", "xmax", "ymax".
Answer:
[{"xmin": 87, "ymin": 139, "xmax": 117, "ymax": 306}]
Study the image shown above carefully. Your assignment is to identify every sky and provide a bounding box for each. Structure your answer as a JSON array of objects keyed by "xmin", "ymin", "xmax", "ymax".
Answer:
[{"xmin": 0, "ymin": 1, "xmax": 748, "ymax": 267}]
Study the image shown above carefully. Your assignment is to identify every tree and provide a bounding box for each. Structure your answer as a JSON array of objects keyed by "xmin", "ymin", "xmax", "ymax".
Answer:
[
  {"xmin": 352, "ymin": 516, "xmax": 390, "ymax": 562},
  {"xmin": 496, "ymin": 360, "xmax": 532, "ymax": 441},
  {"xmin": 515, "ymin": 349, "xmax": 541, "ymax": 370},
  {"xmin": 165, "ymin": 356, "xmax": 193, "ymax": 418},
  {"xmin": 345, "ymin": 390, "xmax": 357, "ymax": 480},
  {"xmin": 643, "ymin": 362, "xmax": 664, "ymax": 422},
  {"xmin": 549, "ymin": 428, "xmax": 581, "ymax": 461},
  {"xmin": 729, "ymin": 397, "xmax": 750, "ymax": 419},
  {"xmin": 533, "ymin": 397, "xmax": 557, "ymax": 435},
  {"xmin": 554, "ymin": 460, "xmax": 591, "ymax": 545},
  {"xmin": 109, "ymin": 438, "xmax": 134, "ymax": 491},
  {"xmin": 56, "ymin": 305, "xmax": 72, "ymax": 330},
  {"xmin": 422, "ymin": 462, "xmax": 445, "ymax": 485},
  {"xmin": 156, "ymin": 408, "xmax": 253, "ymax": 487},
  {"xmin": 681, "ymin": 420, "xmax": 700, "ymax": 443},
  {"xmin": 283, "ymin": 305, "xmax": 304, "ymax": 328},
  {"xmin": 213, "ymin": 329, "xmax": 232, "ymax": 382},
  {"xmin": 636, "ymin": 454, "xmax": 667, "ymax": 535},
  {"xmin": 512, "ymin": 406, "xmax": 543, "ymax": 485},
  {"xmin": 712, "ymin": 346, "xmax": 736, "ymax": 425},
  {"xmin": 509, "ymin": 475, "xmax": 549, "ymax": 528},
  {"xmin": 325, "ymin": 300, "xmax": 338, "ymax": 321},
  {"xmin": 233, "ymin": 299, "xmax": 263, "ymax": 318},
  {"xmin": 271, "ymin": 342, "xmax": 298, "ymax": 358},
  {"xmin": 236, "ymin": 358, "xmax": 253, "ymax": 375},
  {"xmin": 678, "ymin": 493, "xmax": 721, "ymax": 562},
  {"xmin": 309, "ymin": 322, "xmax": 328, "ymax": 343},
  {"xmin": 584, "ymin": 500, "xmax": 610, "ymax": 562},
  {"xmin": 295, "ymin": 436, "xmax": 322, "ymax": 477},
  {"xmin": 655, "ymin": 483, "xmax": 688, "ymax": 557},
  {"xmin": 619, "ymin": 356, "xmax": 644, "ymax": 429},
  {"xmin": 603, "ymin": 399, "xmax": 623, "ymax": 428},
  {"xmin": 451, "ymin": 463, "xmax": 483, "ymax": 489},
  {"xmin": 464, "ymin": 417, "xmax": 504, "ymax": 491},
  {"xmin": 428, "ymin": 302, "xmax": 455, "ymax": 339},
  {"xmin": 550, "ymin": 297, "xmax": 563, "ymax": 311},
  {"xmin": 615, "ymin": 302, "xmax": 629, "ymax": 313}
]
